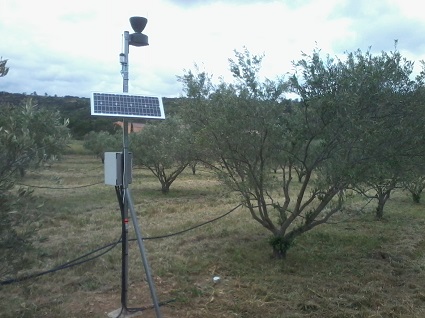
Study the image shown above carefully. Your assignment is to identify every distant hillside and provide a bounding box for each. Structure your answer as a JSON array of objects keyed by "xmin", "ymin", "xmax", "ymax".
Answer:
[{"xmin": 0, "ymin": 91, "xmax": 183, "ymax": 139}]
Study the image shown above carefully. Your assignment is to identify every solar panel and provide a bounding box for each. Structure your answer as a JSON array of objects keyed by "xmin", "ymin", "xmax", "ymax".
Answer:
[{"xmin": 91, "ymin": 92, "xmax": 165, "ymax": 119}]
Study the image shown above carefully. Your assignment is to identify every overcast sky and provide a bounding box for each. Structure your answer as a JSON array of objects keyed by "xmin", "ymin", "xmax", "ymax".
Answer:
[{"xmin": 1, "ymin": 0, "xmax": 424, "ymax": 98}]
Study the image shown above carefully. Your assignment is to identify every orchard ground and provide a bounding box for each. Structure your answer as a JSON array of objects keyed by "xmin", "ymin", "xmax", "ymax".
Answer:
[{"xmin": 2, "ymin": 148, "xmax": 425, "ymax": 317}]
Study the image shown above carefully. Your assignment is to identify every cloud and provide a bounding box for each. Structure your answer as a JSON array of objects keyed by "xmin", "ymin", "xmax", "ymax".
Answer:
[
  {"xmin": 331, "ymin": 0, "xmax": 425, "ymax": 54},
  {"xmin": 162, "ymin": 0, "xmax": 275, "ymax": 8},
  {"xmin": 1, "ymin": 0, "xmax": 425, "ymax": 98}
]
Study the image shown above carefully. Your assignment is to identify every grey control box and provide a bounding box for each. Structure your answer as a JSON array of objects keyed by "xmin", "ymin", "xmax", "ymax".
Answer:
[{"xmin": 104, "ymin": 152, "xmax": 133, "ymax": 186}]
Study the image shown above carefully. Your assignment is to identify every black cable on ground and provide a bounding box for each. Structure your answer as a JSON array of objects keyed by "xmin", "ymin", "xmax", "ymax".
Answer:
[
  {"xmin": 16, "ymin": 181, "xmax": 103, "ymax": 189},
  {"xmin": 0, "ymin": 203, "xmax": 242, "ymax": 286},
  {"xmin": 0, "ymin": 235, "xmax": 122, "ymax": 286},
  {"xmin": 141, "ymin": 203, "xmax": 242, "ymax": 240},
  {"xmin": 56, "ymin": 237, "xmax": 121, "ymax": 269}
]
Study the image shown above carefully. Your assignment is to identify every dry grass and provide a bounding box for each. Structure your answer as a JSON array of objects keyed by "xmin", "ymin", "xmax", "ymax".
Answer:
[{"xmin": 1, "ymin": 154, "xmax": 425, "ymax": 317}]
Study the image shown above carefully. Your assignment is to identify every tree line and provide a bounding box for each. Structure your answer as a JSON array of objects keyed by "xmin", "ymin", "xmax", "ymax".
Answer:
[{"xmin": 0, "ymin": 91, "xmax": 181, "ymax": 139}]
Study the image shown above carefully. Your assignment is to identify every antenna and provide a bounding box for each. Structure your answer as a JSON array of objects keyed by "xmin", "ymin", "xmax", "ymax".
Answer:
[{"xmin": 90, "ymin": 16, "xmax": 164, "ymax": 318}]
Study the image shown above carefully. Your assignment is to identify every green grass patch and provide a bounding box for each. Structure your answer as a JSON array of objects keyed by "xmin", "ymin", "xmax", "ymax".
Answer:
[{"xmin": 64, "ymin": 139, "xmax": 92, "ymax": 155}]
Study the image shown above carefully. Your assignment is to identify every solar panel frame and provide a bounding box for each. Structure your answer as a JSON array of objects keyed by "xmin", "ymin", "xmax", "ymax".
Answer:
[{"xmin": 91, "ymin": 92, "xmax": 165, "ymax": 119}]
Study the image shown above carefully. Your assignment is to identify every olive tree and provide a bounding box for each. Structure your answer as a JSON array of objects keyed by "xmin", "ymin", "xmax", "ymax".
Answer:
[
  {"xmin": 335, "ymin": 47, "xmax": 425, "ymax": 218},
  {"xmin": 402, "ymin": 176, "xmax": 425, "ymax": 203},
  {"xmin": 179, "ymin": 49, "xmax": 350, "ymax": 258},
  {"xmin": 131, "ymin": 116, "xmax": 197, "ymax": 194},
  {"xmin": 400, "ymin": 134, "xmax": 425, "ymax": 204},
  {"xmin": 83, "ymin": 130, "xmax": 121, "ymax": 163},
  {"xmin": 0, "ymin": 99, "xmax": 70, "ymax": 179},
  {"xmin": 0, "ymin": 98, "xmax": 70, "ymax": 275},
  {"xmin": 179, "ymin": 46, "xmax": 424, "ymax": 258}
]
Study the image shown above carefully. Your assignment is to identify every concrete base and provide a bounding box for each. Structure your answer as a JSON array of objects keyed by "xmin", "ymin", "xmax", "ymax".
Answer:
[{"xmin": 107, "ymin": 307, "xmax": 143, "ymax": 318}]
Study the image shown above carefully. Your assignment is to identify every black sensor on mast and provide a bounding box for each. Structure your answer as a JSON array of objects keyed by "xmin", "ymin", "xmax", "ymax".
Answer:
[{"xmin": 129, "ymin": 16, "xmax": 149, "ymax": 47}]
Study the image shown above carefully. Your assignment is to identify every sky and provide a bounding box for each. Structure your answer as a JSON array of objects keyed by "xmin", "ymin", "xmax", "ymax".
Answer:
[{"xmin": 1, "ymin": 0, "xmax": 425, "ymax": 99}]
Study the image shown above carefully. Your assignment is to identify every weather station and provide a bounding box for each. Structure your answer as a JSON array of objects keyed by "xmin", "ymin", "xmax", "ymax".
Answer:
[{"xmin": 90, "ymin": 16, "xmax": 164, "ymax": 318}]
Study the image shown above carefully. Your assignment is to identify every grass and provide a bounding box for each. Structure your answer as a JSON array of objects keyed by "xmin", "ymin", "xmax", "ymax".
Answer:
[
  {"xmin": 64, "ymin": 139, "xmax": 92, "ymax": 155},
  {"xmin": 1, "ymin": 153, "xmax": 425, "ymax": 317}
]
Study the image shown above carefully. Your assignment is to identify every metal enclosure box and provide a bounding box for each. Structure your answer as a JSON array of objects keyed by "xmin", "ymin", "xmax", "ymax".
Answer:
[{"xmin": 104, "ymin": 152, "xmax": 132, "ymax": 186}]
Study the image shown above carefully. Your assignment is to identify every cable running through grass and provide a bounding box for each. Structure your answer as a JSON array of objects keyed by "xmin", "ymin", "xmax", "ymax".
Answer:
[
  {"xmin": 15, "ymin": 181, "xmax": 103, "ymax": 189},
  {"xmin": 0, "ymin": 203, "xmax": 242, "ymax": 286},
  {"xmin": 0, "ymin": 235, "xmax": 122, "ymax": 286}
]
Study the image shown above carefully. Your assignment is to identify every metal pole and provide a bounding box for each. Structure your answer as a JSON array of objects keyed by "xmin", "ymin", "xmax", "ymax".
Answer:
[
  {"xmin": 126, "ymin": 188, "xmax": 162, "ymax": 317},
  {"xmin": 120, "ymin": 28, "xmax": 162, "ymax": 318},
  {"xmin": 120, "ymin": 30, "xmax": 130, "ymax": 313}
]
